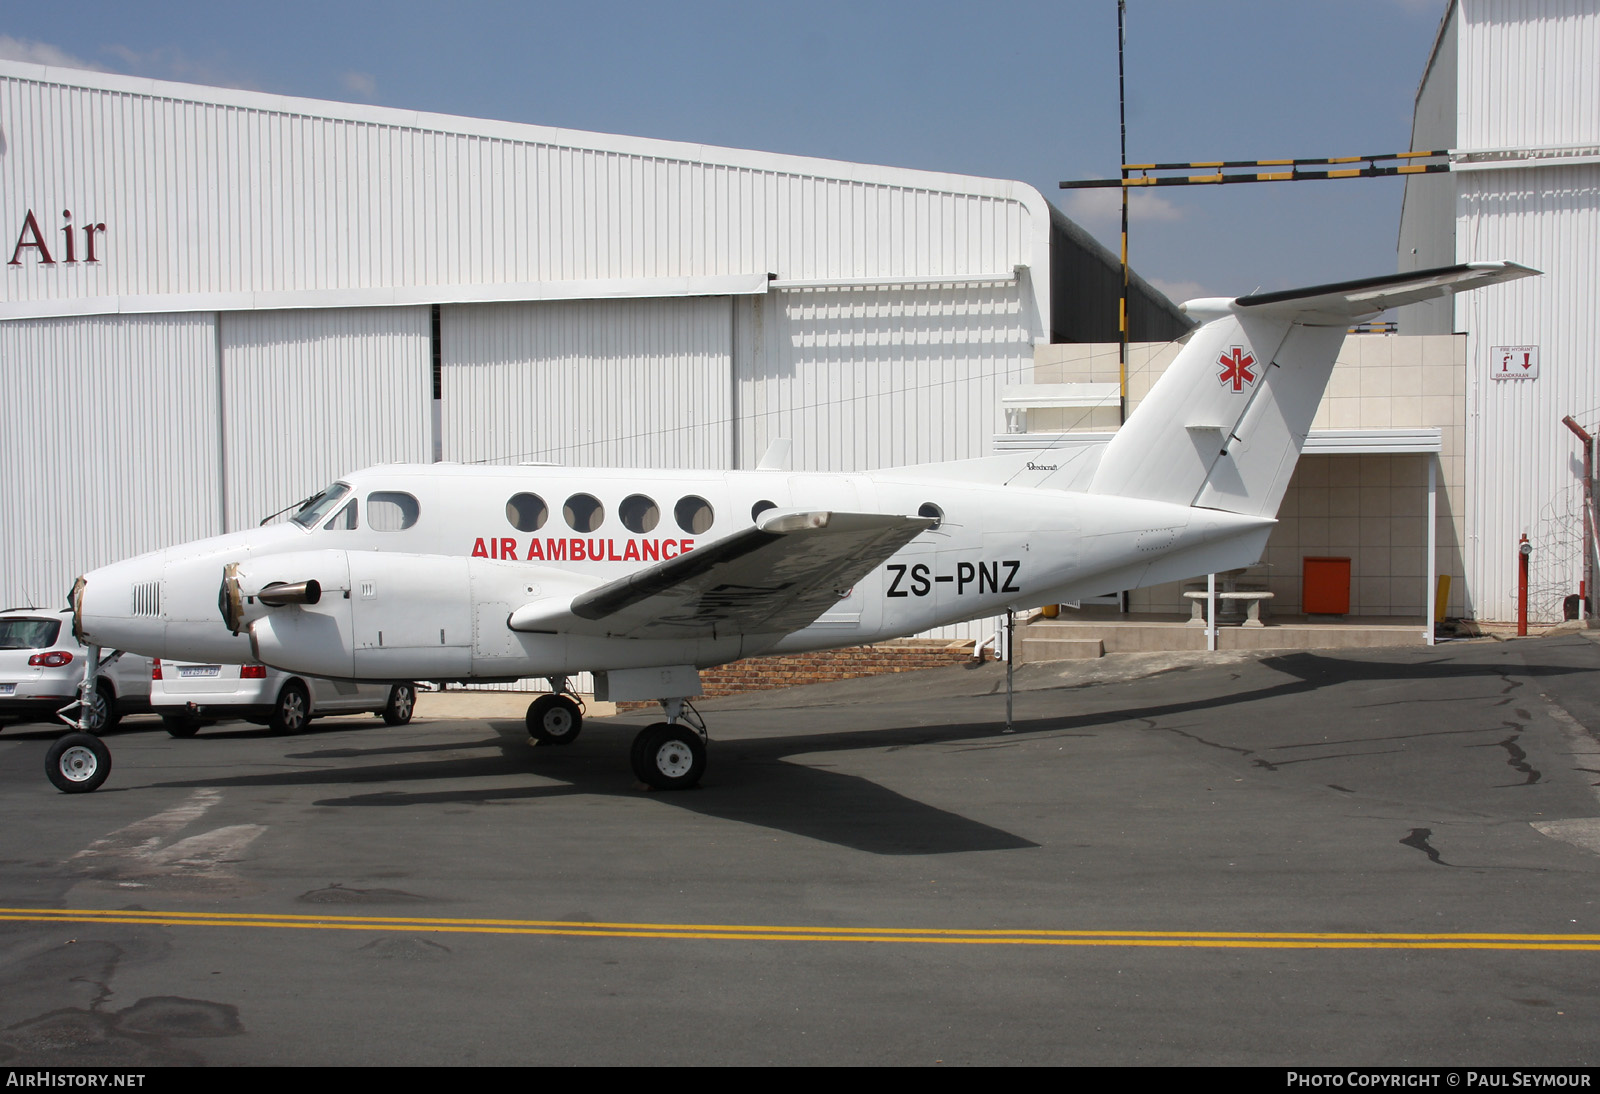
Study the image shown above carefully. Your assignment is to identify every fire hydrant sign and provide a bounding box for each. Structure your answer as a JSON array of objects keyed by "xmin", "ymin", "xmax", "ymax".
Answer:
[{"xmin": 1491, "ymin": 345, "xmax": 1539, "ymax": 380}]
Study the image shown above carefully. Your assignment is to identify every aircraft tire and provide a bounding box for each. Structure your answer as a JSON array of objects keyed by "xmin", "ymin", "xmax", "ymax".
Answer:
[
  {"xmin": 383, "ymin": 683, "xmax": 417, "ymax": 726},
  {"xmin": 162, "ymin": 713, "xmax": 203, "ymax": 738},
  {"xmin": 46, "ymin": 732, "xmax": 112, "ymax": 793},
  {"xmin": 269, "ymin": 681, "xmax": 311, "ymax": 735},
  {"xmin": 527, "ymin": 694, "xmax": 582, "ymax": 745},
  {"xmin": 631, "ymin": 722, "xmax": 706, "ymax": 790}
]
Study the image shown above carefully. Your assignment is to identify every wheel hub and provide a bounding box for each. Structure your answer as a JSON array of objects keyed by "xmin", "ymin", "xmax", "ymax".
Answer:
[
  {"xmin": 59, "ymin": 746, "xmax": 99, "ymax": 782},
  {"xmin": 654, "ymin": 742, "xmax": 693, "ymax": 778}
]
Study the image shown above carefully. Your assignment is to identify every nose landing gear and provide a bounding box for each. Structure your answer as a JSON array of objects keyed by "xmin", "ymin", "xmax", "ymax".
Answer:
[{"xmin": 46, "ymin": 641, "xmax": 118, "ymax": 792}]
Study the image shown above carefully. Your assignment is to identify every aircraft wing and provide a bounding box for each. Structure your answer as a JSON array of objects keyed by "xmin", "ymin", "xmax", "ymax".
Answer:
[{"xmin": 507, "ymin": 511, "xmax": 934, "ymax": 639}]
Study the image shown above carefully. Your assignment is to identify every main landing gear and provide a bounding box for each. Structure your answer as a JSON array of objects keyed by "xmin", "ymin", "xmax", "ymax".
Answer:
[
  {"xmin": 524, "ymin": 680, "xmax": 708, "ymax": 790},
  {"xmin": 630, "ymin": 698, "xmax": 708, "ymax": 791},
  {"xmin": 526, "ymin": 677, "xmax": 585, "ymax": 745}
]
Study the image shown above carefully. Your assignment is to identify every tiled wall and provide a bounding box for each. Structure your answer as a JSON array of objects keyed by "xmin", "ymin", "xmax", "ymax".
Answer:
[{"xmin": 1031, "ymin": 334, "xmax": 1469, "ymax": 618}]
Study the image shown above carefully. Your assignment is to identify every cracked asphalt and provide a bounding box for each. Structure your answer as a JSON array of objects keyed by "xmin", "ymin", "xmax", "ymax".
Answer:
[{"xmin": 2, "ymin": 634, "xmax": 1600, "ymax": 1065}]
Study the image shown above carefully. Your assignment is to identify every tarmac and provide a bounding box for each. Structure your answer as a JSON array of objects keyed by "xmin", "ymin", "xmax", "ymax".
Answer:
[{"xmin": 2, "ymin": 633, "xmax": 1600, "ymax": 1066}]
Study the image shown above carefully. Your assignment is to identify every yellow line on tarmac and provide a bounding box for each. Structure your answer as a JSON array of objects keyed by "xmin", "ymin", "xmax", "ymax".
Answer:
[{"xmin": 2, "ymin": 907, "xmax": 1599, "ymax": 950}]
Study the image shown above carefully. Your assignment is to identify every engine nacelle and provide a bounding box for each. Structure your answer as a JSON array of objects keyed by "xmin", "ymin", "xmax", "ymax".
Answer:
[
  {"xmin": 246, "ymin": 551, "xmax": 478, "ymax": 680},
  {"xmin": 220, "ymin": 551, "xmax": 351, "ymax": 634}
]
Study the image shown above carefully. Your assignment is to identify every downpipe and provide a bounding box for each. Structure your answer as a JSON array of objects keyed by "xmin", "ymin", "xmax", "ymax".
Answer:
[{"xmin": 1518, "ymin": 534, "xmax": 1531, "ymax": 637}]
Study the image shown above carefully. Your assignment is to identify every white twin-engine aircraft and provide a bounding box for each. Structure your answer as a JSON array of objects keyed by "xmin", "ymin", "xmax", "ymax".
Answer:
[{"xmin": 71, "ymin": 262, "xmax": 1535, "ymax": 790}]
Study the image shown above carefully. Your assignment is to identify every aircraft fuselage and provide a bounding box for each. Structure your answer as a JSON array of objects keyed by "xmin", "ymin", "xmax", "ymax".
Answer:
[{"xmin": 75, "ymin": 460, "xmax": 1273, "ymax": 682}]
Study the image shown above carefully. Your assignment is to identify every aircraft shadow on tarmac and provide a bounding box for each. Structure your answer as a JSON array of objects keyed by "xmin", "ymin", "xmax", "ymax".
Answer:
[{"xmin": 125, "ymin": 642, "xmax": 1597, "ymax": 856}]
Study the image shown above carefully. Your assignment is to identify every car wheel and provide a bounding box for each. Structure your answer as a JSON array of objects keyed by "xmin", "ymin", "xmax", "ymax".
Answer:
[
  {"xmin": 269, "ymin": 681, "xmax": 310, "ymax": 735},
  {"xmin": 46, "ymin": 732, "xmax": 112, "ymax": 793},
  {"xmin": 162, "ymin": 713, "xmax": 203, "ymax": 738},
  {"xmin": 382, "ymin": 683, "xmax": 416, "ymax": 726}
]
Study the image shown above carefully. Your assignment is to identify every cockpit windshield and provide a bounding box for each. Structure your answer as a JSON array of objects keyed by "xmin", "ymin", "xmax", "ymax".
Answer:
[{"xmin": 290, "ymin": 483, "xmax": 351, "ymax": 529}]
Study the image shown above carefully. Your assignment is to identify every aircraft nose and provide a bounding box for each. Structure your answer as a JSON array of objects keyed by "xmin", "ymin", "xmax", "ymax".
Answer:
[{"xmin": 73, "ymin": 553, "xmax": 170, "ymax": 656}]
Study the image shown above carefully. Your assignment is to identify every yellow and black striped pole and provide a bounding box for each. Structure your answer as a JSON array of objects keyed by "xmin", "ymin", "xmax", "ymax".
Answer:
[{"xmin": 1062, "ymin": 149, "xmax": 1452, "ymax": 190}]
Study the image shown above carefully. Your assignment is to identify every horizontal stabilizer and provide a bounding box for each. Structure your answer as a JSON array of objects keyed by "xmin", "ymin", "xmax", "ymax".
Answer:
[{"xmin": 1232, "ymin": 261, "xmax": 1539, "ymax": 324}]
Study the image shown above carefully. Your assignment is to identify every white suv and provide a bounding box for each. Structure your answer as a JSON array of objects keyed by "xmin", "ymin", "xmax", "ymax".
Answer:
[
  {"xmin": 0, "ymin": 607, "xmax": 154, "ymax": 733},
  {"xmin": 151, "ymin": 660, "xmax": 416, "ymax": 736}
]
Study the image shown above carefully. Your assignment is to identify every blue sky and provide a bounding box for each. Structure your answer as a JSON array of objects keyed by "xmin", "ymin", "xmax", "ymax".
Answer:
[{"xmin": 1, "ymin": 0, "xmax": 1450, "ymax": 301}]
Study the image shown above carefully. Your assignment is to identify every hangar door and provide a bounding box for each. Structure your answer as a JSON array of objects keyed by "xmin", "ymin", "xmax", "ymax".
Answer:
[
  {"xmin": 440, "ymin": 296, "xmax": 733, "ymax": 469},
  {"xmin": 0, "ymin": 314, "xmax": 222, "ymax": 607},
  {"xmin": 220, "ymin": 307, "xmax": 433, "ymax": 531}
]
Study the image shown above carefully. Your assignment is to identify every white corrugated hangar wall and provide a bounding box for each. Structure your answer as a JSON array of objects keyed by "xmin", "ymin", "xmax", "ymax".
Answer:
[
  {"xmin": 1399, "ymin": 0, "xmax": 1600, "ymax": 623},
  {"xmin": 0, "ymin": 62, "xmax": 1049, "ymax": 655}
]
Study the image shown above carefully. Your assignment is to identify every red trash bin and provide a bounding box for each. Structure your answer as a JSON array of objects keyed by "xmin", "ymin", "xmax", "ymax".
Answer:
[{"xmin": 1303, "ymin": 556, "xmax": 1351, "ymax": 615}]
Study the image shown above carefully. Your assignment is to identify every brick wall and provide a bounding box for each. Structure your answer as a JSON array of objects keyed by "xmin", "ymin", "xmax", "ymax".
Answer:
[{"xmin": 616, "ymin": 639, "xmax": 982, "ymax": 709}]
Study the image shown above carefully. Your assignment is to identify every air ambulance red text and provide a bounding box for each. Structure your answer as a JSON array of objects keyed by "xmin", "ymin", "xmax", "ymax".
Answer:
[{"xmin": 470, "ymin": 537, "xmax": 694, "ymax": 563}]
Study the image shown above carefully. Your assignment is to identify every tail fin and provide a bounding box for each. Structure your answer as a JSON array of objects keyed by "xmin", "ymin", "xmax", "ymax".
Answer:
[{"xmin": 1088, "ymin": 261, "xmax": 1538, "ymax": 517}]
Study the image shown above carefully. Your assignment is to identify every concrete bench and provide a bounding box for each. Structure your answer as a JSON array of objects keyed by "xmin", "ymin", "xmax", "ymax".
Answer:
[{"xmin": 1183, "ymin": 589, "xmax": 1275, "ymax": 628}]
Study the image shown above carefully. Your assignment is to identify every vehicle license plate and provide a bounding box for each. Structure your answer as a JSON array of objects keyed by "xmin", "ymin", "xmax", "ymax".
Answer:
[
  {"xmin": 178, "ymin": 665, "xmax": 221, "ymax": 678},
  {"xmin": 0, "ymin": 683, "xmax": 14, "ymax": 695}
]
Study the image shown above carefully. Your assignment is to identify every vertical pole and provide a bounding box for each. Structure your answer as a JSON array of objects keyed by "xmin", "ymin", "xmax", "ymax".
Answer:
[
  {"xmin": 430, "ymin": 304, "xmax": 444, "ymax": 464},
  {"xmin": 1518, "ymin": 534, "xmax": 1530, "ymax": 637},
  {"xmin": 1584, "ymin": 433, "xmax": 1595, "ymax": 621},
  {"xmin": 1206, "ymin": 571, "xmax": 1217, "ymax": 652},
  {"xmin": 1114, "ymin": 0, "xmax": 1131, "ymax": 618},
  {"xmin": 1116, "ymin": 0, "xmax": 1129, "ymax": 426},
  {"xmin": 1426, "ymin": 455, "xmax": 1437, "ymax": 646},
  {"xmin": 214, "ymin": 314, "xmax": 229, "ymax": 532},
  {"xmin": 1004, "ymin": 611, "xmax": 1015, "ymax": 733},
  {"xmin": 729, "ymin": 296, "xmax": 741, "ymax": 470},
  {"xmin": 1562, "ymin": 417, "xmax": 1593, "ymax": 621}
]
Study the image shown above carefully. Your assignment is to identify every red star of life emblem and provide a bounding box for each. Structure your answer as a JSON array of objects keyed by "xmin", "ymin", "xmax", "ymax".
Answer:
[{"xmin": 1218, "ymin": 346, "xmax": 1256, "ymax": 392}]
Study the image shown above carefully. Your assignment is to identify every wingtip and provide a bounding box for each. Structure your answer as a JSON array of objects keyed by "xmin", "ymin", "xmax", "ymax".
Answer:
[{"xmin": 759, "ymin": 510, "xmax": 831, "ymax": 534}]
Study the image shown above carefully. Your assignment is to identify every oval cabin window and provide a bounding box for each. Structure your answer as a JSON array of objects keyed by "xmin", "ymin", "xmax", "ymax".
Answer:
[
  {"xmin": 564, "ymin": 493, "xmax": 605, "ymax": 533},
  {"xmin": 675, "ymin": 496, "xmax": 714, "ymax": 534},
  {"xmin": 620, "ymin": 494, "xmax": 660, "ymax": 534},
  {"xmin": 507, "ymin": 493, "xmax": 548, "ymax": 532}
]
